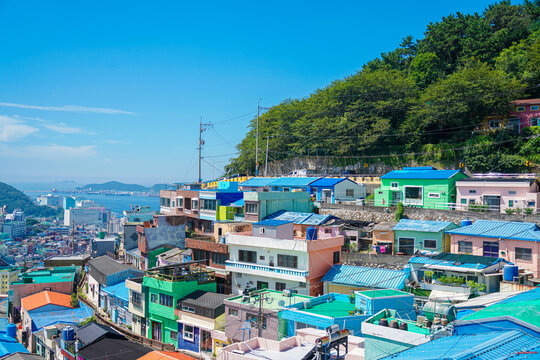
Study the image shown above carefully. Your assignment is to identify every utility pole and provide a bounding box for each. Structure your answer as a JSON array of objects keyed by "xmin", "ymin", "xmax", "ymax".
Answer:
[
  {"xmin": 255, "ymin": 99, "xmax": 261, "ymax": 176},
  {"xmin": 264, "ymin": 135, "xmax": 269, "ymax": 177},
  {"xmin": 257, "ymin": 292, "xmax": 266, "ymax": 337},
  {"xmin": 198, "ymin": 117, "xmax": 213, "ymax": 183}
]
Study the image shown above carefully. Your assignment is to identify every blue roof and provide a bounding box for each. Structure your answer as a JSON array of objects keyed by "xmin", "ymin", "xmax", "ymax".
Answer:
[
  {"xmin": 102, "ymin": 280, "xmax": 129, "ymax": 303},
  {"xmin": 322, "ymin": 265, "xmax": 410, "ymax": 290},
  {"xmin": 383, "ymin": 330, "xmax": 540, "ymax": 359},
  {"xmin": 230, "ymin": 198, "xmax": 244, "ymax": 207},
  {"xmin": 393, "ymin": 219, "xmax": 456, "ymax": 232},
  {"xmin": 447, "ymin": 220, "xmax": 540, "ymax": 242},
  {"xmin": 0, "ymin": 334, "xmax": 29, "ymax": 357},
  {"xmin": 253, "ymin": 219, "xmax": 293, "ymax": 227},
  {"xmin": 239, "ymin": 177, "xmax": 275, "ymax": 187},
  {"xmin": 309, "ymin": 178, "xmax": 349, "ymax": 187},
  {"xmin": 409, "ymin": 254, "xmax": 508, "ymax": 270},
  {"xmin": 381, "ymin": 167, "xmax": 463, "ymax": 180},
  {"xmin": 30, "ymin": 303, "xmax": 93, "ymax": 331},
  {"xmin": 268, "ymin": 177, "xmax": 321, "ymax": 187},
  {"xmin": 264, "ymin": 210, "xmax": 333, "ymax": 226},
  {"xmin": 497, "ymin": 287, "xmax": 540, "ymax": 305}
]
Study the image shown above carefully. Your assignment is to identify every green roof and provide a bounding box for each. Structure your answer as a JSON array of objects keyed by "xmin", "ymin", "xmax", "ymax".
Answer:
[
  {"xmin": 226, "ymin": 289, "xmax": 312, "ymax": 311},
  {"xmin": 356, "ymin": 289, "xmax": 410, "ymax": 299},
  {"xmin": 302, "ymin": 301, "xmax": 355, "ymax": 318},
  {"xmin": 463, "ymin": 299, "xmax": 540, "ymax": 328},
  {"xmin": 12, "ymin": 266, "xmax": 77, "ymax": 285},
  {"xmin": 366, "ymin": 309, "xmax": 431, "ymax": 335}
]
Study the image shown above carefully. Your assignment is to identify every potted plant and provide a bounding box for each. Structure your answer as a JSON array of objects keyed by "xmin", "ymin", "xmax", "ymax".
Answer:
[{"xmin": 424, "ymin": 271, "xmax": 434, "ymax": 283}]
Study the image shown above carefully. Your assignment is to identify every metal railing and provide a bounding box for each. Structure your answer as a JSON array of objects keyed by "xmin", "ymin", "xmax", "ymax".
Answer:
[{"xmin": 225, "ymin": 260, "xmax": 308, "ymax": 278}]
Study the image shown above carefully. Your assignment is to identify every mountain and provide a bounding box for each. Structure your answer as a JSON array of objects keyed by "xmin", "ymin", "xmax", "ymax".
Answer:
[
  {"xmin": 0, "ymin": 182, "xmax": 60, "ymax": 218},
  {"xmin": 226, "ymin": 1, "xmax": 540, "ymax": 175},
  {"xmin": 77, "ymin": 181, "xmax": 148, "ymax": 192},
  {"xmin": 148, "ymin": 184, "xmax": 174, "ymax": 191}
]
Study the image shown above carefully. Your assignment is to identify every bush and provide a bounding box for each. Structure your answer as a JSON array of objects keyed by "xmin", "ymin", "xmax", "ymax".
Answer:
[
  {"xmin": 70, "ymin": 293, "xmax": 79, "ymax": 308},
  {"xmin": 394, "ymin": 202, "xmax": 404, "ymax": 221},
  {"xmin": 505, "ymin": 208, "xmax": 514, "ymax": 214},
  {"xmin": 524, "ymin": 208, "xmax": 534, "ymax": 215}
]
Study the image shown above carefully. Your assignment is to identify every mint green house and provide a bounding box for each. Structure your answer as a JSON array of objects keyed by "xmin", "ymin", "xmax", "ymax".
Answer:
[
  {"xmin": 374, "ymin": 167, "xmax": 468, "ymax": 209},
  {"xmin": 392, "ymin": 219, "xmax": 458, "ymax": 255},
  {"xmin": 143, "ymin": 263, "xmax": 216, "ymax": 347}
]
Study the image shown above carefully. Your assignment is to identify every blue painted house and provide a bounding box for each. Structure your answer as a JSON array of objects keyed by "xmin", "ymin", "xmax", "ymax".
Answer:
[
  {"xmin": 199, "ymin": 182, "xmax": 244, "ymax": 222},
  {"xmin": 102, "ymin": 280, "xmax": 131, "ymax": 327},
  {"xmin": 309, "ymin": 178, "xmax": 367, "ymax": 203},
  {"xmin": 393, "ymin": 219, "xmax": 458, "ymax": 255}
]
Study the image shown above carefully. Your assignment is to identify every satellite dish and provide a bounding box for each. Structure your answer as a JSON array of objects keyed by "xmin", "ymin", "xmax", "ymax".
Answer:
[{"xmin": 278, "ymin": 300, "xmax": 285, "ymax": 308}]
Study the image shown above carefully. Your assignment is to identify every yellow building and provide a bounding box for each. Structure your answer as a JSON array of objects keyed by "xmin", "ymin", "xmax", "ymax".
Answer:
[{"xmin": 0, "ymin": 264, "xmax": 22, "ymax": 295}]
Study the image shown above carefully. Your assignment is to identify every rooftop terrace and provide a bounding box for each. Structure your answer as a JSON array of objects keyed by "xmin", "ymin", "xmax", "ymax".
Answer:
[
  {"xmin": 226, "ymin": 289, "xmax": 312, "ymax": 311},
  {"xmin": 12, "ymin": 266, "xmax": 77, "ymax": 285}
]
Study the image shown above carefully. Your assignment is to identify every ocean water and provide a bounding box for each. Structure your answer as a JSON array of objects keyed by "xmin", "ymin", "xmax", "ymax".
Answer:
[{"xmin": 24, "ymin": 191, "xmax": 159, "ymax": 215}]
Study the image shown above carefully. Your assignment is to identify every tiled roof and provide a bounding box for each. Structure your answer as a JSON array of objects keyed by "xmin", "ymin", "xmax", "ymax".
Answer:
[
  {"xmin": 267, "ymin": 177, "xmax": 321, "ymax": 187},
  {"xmin": 382, "ymin": 330, "xmax": 540, "ymax": 359},
  {"xmin": 21, "ymin": 291, "xmax": 72, "ymax": 312},
  {"xmin": 309, "ymin": 178, "xmax": 348, "ymax": 187},
  {"xmin": 381, "ymin": 167, "xmax": 463, "ymax": 180},
  {"xmin": 252, "ymin": 219, "xmax": 293, "ymax": 227},
  {"xmin": 322, "ymin": 265, "xmax": 409, "ymax": 290},
  {"xmin": 393, "ymin": 219, "xmax": 456, "ymax": 232},
  {"xmin": 238, "ymin": 177, "xmax": 275, "ymax": 187},
  {"xmin": 447, "ymin": 220, "xmax": 540, "ymax": 242},
  {"xmin": 263, "ymin": 210, "xmax": 334, "ymax": 226},
  {"xmin": 137, "ymin": 351, "xmax": 196, "ymax": 360}
]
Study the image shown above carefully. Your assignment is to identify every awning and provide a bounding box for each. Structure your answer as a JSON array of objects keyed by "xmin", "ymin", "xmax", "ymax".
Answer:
[
  {"xmin": 230, "ymin": 199, "xmax": 244, "ymax": 207},
  {"xmin": 429, "ymin": 290, "xmax": 469, "ymax": 302}
]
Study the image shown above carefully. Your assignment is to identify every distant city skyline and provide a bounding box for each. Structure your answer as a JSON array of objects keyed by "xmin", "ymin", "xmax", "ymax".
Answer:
[{"xmin": 0, "ymin": 0, "xmax": 496, "ymax": 184}]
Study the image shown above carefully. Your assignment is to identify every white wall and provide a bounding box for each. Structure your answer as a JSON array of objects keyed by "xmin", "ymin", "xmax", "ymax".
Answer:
[
  {"xmin": 87, "ymin": 275, "xmax": 101, "ymax": 308},
  {"xmin": 227, "ymin": 243, "xmax": 309, "ymax": 270},
  {"xmin": 231, "ymin": 273, "xmax": 308, "ymax": 295}
]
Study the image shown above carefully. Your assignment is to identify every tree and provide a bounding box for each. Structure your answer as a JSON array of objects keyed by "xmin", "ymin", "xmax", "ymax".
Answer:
[
  {"xmin": 70, "ymin": 293, "xmax": 79, "ymax": 308},
  {"xmin": 409, "ymin": 52, "xmax": 445, "ymax": 88}
]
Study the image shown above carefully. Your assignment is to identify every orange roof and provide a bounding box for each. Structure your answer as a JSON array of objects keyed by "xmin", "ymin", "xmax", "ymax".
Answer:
[
  {"xmin": 137, "ymin": 351, "xmax": 196, "ymax": 360},
  {"xmin": 512, "ymin": 99, "xmax": 540, "ymax": 105},
  {"xmin": 21, "ymin": 290, "xmax": 73, "ymax": 311}
]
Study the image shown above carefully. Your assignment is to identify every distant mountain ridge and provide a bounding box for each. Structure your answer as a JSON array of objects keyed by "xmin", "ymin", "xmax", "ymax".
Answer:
[{"xmin": 76, "ymin": 181, "xmax": 174, "ymax": 192}]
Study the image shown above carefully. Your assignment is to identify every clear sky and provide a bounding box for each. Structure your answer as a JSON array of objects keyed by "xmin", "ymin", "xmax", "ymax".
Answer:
[{"xmin": 0, "ymin": 0, "xmax": 497, "ymax": 185}]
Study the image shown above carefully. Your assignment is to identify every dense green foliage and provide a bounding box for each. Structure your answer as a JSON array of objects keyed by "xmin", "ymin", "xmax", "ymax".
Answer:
[
  {"xmin": 0, "ymin": 182, "xmax": 61, "ymax": 218},
  {"xmin": 226, "ymin": 1, "xmax": 540, "ymax": 175}
]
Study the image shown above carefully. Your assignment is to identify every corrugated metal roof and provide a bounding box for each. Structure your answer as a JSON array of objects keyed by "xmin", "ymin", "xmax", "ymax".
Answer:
[
  {"xmin": 0, "ymin": 334, "xmax": 30, "ymax": 357},
  {"xmin": 30, "ymin": 303, "xmax": 93, "ymax": 331},
  {"xmin": 393, "ymin": 219, "xmax": 456, "ymax": 233},
  {"xmin": 102, "ymin": 280, "xmax": 129, "ymax": 303},
  {"xmin": 309, "ymin": 178, "xmax": 348, "ymax": 187},
  {"xmin": 383, "ymin": 330, "xmax": 540, "ymax": 359},
  {"xmin": 381, "ymin": 167, "xmax": 463, "ymax": 180},
  {"xmin": 409, "ymin": 253, "xmax": 508, "ymax": 269},
  {"xmin": 253, "ymin": 219, "xmax": 293, "ymax": 227},
  {"xmin": 447, "ymin": 220, "xmax": 540, "ymax": 242},
  {"xmin": 322, "ymin": 265, "xmax": 409, "ymax": 290},
  {"xmin": 267, "ymin": 177, "xmax": 321, "ymax": 187},
  {"xmin": 238, "ymin": 177, "xmax": 275, "ymax": 187},
  {"xmin": 264, "ymin": 210, "xmax": 333, "ymax": 225}
]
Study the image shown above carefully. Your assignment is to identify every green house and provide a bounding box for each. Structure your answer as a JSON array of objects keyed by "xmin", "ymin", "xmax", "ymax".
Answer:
[
  {"xmin": 374, "ymin": 167, "xmax": 468, "ymax": 209},
  {"xmin": 143, "ymin": 263, "xmax": 217, "ymax": 347},
  {"xmin": 392, "ymin": 219, "xmax": 458, "ymax": 254}
]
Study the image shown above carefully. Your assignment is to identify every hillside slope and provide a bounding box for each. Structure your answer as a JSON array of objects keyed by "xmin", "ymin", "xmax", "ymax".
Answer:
[{"xmin": 0, "ymin": 182, "xmax": 60, "ymax": 218}]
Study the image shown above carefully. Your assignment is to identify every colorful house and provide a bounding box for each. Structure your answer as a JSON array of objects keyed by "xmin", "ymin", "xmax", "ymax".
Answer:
[
  {"xmin": 374, "ymin": 167, "xmax": 468, "ymax": 209},
  {"xmin": 456, "ymin": 177, "xmax": 540, "ymax": 213},
  {"xmin": 199, "ymin": 182, "xmax": 243, "ymax": 223},
  {"xmin": 126, "ymin": 277, "xmax": 147, "ymax": 337},
  {"xmin": 309, "ymin": 177, "xmax": 367, "ymax": 203},
  {"xmin": 447, "ymin": 220, "xmax": 540, "ymax": 280},
  {"xmin": 372, "ymin": 222, "xmax": 397, "ymax": 255},
  {"xmin": 143, "ymin": 262, "xmax": 216, "ymax": 347},
  {"xmin": 242, "ymin": 191, "xmax": 314, "ymax": 222},
  {"xmin": 392, "ymin": 219, "xmax": 458, "ymax": 255},
  {"xmin": 479, "ymin": 98, "xmax": 540, "ymax": 133}
]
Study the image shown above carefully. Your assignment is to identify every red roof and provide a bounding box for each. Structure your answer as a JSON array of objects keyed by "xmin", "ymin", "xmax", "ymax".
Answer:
[
  {"xmin": 512, "ymin": 99, "xmax": 540, "ymax": 105},
  {"xmin": 137, "ymin": 351, "xmax": 196, "ymax": 360},
  {"xmin": 21, "ymin": 290, "xmax": 73, "ymax": 311}
]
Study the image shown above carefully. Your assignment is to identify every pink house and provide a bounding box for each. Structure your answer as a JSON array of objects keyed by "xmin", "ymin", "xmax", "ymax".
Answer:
[
  {"xmin": 510, "ymin": 99, "xmax": 540, "ymax": 132},
  {"xmin": 448, "ymin": 220, "xmax": 540, "ymax": 279},
  {"xmin": 456, "ymin": 178, "xmax": 540, "ymax": 213}
]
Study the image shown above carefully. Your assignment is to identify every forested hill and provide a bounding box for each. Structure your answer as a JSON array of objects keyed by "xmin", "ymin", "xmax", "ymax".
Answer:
[
  {"xmin": 226, "ymin": 1, "xmax": 540, "ymax": 175},
  {"xmin": 0, "ymin": 182, "xmax": 60, "ymax": 218}
]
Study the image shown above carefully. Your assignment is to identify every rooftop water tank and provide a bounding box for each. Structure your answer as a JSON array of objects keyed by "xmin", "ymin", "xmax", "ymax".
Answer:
[
  {"xmin": 6, "ymin": 324, "xmax": 16, "ymax": 338},
  {"xmin": 63, "ymin": 326, "xmax": 74, "ymax": 342},
  {"xmin": 306, "ymin": 227, "xmax": 317, "ymax": 241},
  {"xmin": 98, "ymin": 231, "xmax": 105, "ymax": 239},
  {"xmin": 422, "ymin": 301, "xmax": 457, "ymax": 323},
  {"xmin": 503, "ymin": 265, "xmax": 519, "ymax": 282},
  {"xmin": 460, "ymin": 218, "xmax": 473, "ymax": 227}
]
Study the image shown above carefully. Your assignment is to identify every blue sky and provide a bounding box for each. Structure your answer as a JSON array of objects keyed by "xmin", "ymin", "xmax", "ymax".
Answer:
[{"xmin": 0, "ymin": 0, "xmax": 496, "ymax": 185}]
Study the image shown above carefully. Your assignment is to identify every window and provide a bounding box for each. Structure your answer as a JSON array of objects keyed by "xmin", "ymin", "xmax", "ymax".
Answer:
[
  {"xmin": 461, "ymin": 199, "xmax": 467, "ymax": 204},
  {"xmin": 182, "ymin": 305, "xmax": 195, "ymax": 313},
  {"xmin": 469, "ymin": 190, "xmax": 477, "ymax": 194},
  {"xmin": 531, "ymin": 118, "xmax": 539, "ymax": 127},
  {"xmin": 378, "ymin": 191, "xmax": 383, "ymax": 195},
  {"xmin": 283, "ymin": 187, "xmax": 291, "ymax": 192},
  {"xmin": 404, "ymin": 186, "xmax": 422, "ymax": 202},
  {"xmin": 239, "ymin": 250, "xmax": 257, "ymax": 263},
  {"xmin": 259, "ymin": 227, "xmax": 265, "ymax": 235},
  {"xmin": 151, "ymin": 294, "xmax": 158, "ymax": 303},
  {"xmin": 424, "ymin": 239, "xmax": 437, "ymax": 249},
  {"xmin": 131, "ymin": 291, "xmax": 143, "ymax": 308},
  {"xmin": 516, "ymin": 106, "xmax": 525, "ymax": 112},
  {"xmin": 245, "ymin": 203, "xmax": 258, "ymax": 214},
  {"xmin": 176, "ymin": 198, "xmax": 183, "ymax": 208},
  {"xmin": 458, "ymin": 241, "xmax": 472, "ymax": 253},
  {"xmin": 192, "ymin": 199, "xmax": 199, "ymax": 210},
  {"xmin": 531, "ymin": 105, "xmax": 539, "ymax": 111},
  {"xmin": 160, "ymin": 197, "xmax": 171, "ymax": 207},
  {"xmin": 483, "ymin": 241, "xmax": 499, "ymax": 258},
  {"xmin": 469, "ymin": 199, "xmax": 476, "ymax": 205},
  {"xmin": 201, "ymin": 199, "xmax": 217, "ymax": 211},
  {"xmin": 390, "ymin": 182, "xmax": 399, "ymax": 189},
  {"xmin": 516, "ymin": 247, "xmax": 532, "ymax": 261},
  {"xmin": 229, "ymin": 308, "xmax": 239, "ymax": 317},
  {"xmin": 509, "ymin": 200, "xmax": 514, "ymax": 207},
  {"xmin": 246, "ymin": 313, "xmax": 266, "ymax": 329},
  {"xmin": 346, "ymin": 189, "xmax": 355, "ymax": 197},
  {"xmin": 212, "ymin": 252, "xmax": 227, "ymax": 265},
  {"xmin": 171, "ymin": 200, "xmax": 175, "ymax": 207},
  {"xmin": 333, "ymin": 251, "xmax": 340, "ymax": 264},
  {"xmin": 183, "ymin": 325, "xmax": 194, "ymax": 341},
  {"xmin": 509, "ymin": 191, "xmax": 517, "ymax": 195},
  {"xmin": 193, "ymin": 249, "xmax": 206, "ymax": 261},
  {"xmin": 159, "ymin": 293, "xmax": 173, "ymax": 307},
  {"xmin": 278, "ymin": 254, "xmax": 298, "ymax": 269},
  {"xmin": 259, "ymin": 255, "xmax": 265, "ymax": 260},
  {"xmin": 489, "ymin": 119, "xmax": 500, "ymax": 129},
  {"xmin": 298, "ymin": 282, "xmax": 306, "ymax": 288},
  {"xmin": 170, "ymin": 331, "xmax": 178, "ymax": 341},
  {"xmin": 428, "ymin": 193, "xmax": 440, "ymax": 199},
  {"xmin": 276, "ymin": 282, "xmax": 286, "ymax": 291},
  {"xmin": 257, "ymin": 281, "xmax": 269, "ymax": 290}
]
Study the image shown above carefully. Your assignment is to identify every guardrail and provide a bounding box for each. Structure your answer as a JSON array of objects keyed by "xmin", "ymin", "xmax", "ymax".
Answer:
[{"xmin": 225, "ymin": 260, "xmax": 309, "ymax": 278}]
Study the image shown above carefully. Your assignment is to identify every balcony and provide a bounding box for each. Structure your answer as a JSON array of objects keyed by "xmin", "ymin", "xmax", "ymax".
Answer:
[{"xmin": 225, "ymin": 260, "xmax": 308, "ymax": 282}]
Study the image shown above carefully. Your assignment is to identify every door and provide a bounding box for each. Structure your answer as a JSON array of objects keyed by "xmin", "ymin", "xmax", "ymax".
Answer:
[
  {"xmin": 391, "ymin": 191, "xmax": 402, "ymax": 205},
  {"xmin": 322, "ymin": 189, "xmax": 332, "ymax": 203},
  {"xmin": 141, "ymin": 317, "xmax": 146, "ymax": 337},
  {"xmin": 201, "ymin": 330, "xmax": 212, "ymax": 353},
  {"xmin": 152, "ymin": 321, "xmax": 162, "ymax": 342},
  {"xmin": 483, "ymin": 196, "xmax": 501, "ymax": 212},
  {"xmin": 398, "ymin": 237, "xmax": 415, "ymax": 255}
]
